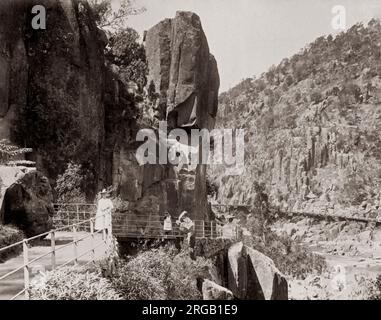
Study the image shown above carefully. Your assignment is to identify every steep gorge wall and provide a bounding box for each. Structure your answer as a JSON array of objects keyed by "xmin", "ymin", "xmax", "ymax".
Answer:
[
  {"xmin": 0, "ymin": 0, "xmax": 112, "ymax": 198},
  {"xmin": 212, "ymin": 22, "xmax": 381, "ymax": 216},
  {"xmin": 0, "ymin": 2, "xmax": 220, "ymax": 227}
]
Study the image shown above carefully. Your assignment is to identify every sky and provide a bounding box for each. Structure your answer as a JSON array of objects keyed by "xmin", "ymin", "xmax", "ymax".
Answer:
[{"xmin": 112, "ymin": 0, "xmax": 381, "ymax": 92}]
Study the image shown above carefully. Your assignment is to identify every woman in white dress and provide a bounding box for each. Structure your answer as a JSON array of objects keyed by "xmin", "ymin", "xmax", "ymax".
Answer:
[
  {"xmin": 94, "ymin": 189, "xmax": 114, "ymax": 233},
  {"xmin": 163, "ymin": 212, "xmax": 173, "ymax": 238}
]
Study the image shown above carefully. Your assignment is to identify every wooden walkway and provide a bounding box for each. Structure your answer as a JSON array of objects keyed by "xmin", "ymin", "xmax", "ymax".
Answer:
[{"xmin": 0, "ymin": 231, "xmax": 107, "ymax": 300}]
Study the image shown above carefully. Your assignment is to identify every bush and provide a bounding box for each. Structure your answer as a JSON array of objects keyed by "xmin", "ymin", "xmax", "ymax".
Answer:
[
  {"xmin": 29, "ymin": 266, "xmax": 121, "ymax": 300},
  {"xmin": 104, "ymin": 245, "xmax": 213, "ymax": 300},
  {"xmin": 0, "ymin": 225, "xmax": 24, "ymax": 263},
  {"xmin": 28, "ymin": 245, "xmax": 214, "ymax": 300},
  {"xmin": 55, "ymin": 162, "xmax": 86, "ymax": 203},
  {"xmin": 0, "ymin": 139, "xmax": 32, "ymax": 165},
  {"xmin": 366, "ymin": 275, "xmax": 381, "ymax": 300},
  {"xmin": 105, "ymin": 28, "xmax": 148, "ymax": 90}
]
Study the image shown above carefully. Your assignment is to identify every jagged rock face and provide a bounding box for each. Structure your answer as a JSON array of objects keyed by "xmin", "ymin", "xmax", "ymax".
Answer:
[
  {"xmin": 145, "ymin": 11, "xmax": 220, "ymax": 130},
  {"xmin": 202, "ymin": 279, "xmax": 234, "ymax": 300},
  {"xmin": 3, "ymin": 169, "xmax": 54, "ymax": 237},
  {"xmin": 0, "ymin": 0, "xmax": 135, "ymax": 198},
  {"xmin": 224, "ymin": 242, "xmax": 288, "ymax": 300},
  {"xmin": 112, "ymin": 12, "xmax": 220, "ymax": 226},
  {"xmin": 199, "ymin": 240, "xmax": 288, "ymax": 300}
]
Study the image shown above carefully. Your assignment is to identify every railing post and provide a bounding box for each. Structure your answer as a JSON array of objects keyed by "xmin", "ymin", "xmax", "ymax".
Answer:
[
  {"xmin": 202, "ymin": 220, "xmax": 205, "ymax": 238},
  {"xmin": 51, "ymin": 231, "xmax": 56, "ymax": 270},
  {"xmin": 73, "ymin": 226, "xmax": 78, "ymax": 265},
  {"xmin": 102, "ymin": 214, "xmax": 107, "ymax": 256},
  {"xmin": 210, "ymin": 221, "xmax": 214, "ymax": 239},
  {"xmin": 22, "ymin": 240, "xmax": 30, "ymax": 300},
  {"xmin": 90, "ymin": 218, "xmax": 95, "ymax": 263},
  {"xmin": 76, "ymin": 204, "xmax": 80, "ymax": 226}
]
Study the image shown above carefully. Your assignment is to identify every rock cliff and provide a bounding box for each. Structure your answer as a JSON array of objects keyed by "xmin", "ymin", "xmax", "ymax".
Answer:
[
  {"xmin": 145, "ymin": 11, "xmax": 219, "ymax": 130},
  {"xmin": 0, "ymin": 0, "xmax": 111, "ymax": 199},
  {"xmin": 0, "ymin": 2, "xmax": 219, "ymax": 229},
  {"xmin": 112, "ymin": 11, "xmax": 220, "ymax": 227}
]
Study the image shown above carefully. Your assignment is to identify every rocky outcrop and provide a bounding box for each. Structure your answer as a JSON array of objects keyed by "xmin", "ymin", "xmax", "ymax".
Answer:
[
  {"xmin": 145, "ymin": 11, "xmax": 220, "ymax": 130},
  {"xmin": 214, "ymin": 242, "xmax": 288, "ymax": 300},
  {"xmin": 2, "ymin": 168, "xmax": 54, "ymax": 237},
  {"xmin": 112, "ymin": 11, "xmax": 220, "ymax": 229},
  {"xmin": 202, "ymin": 279, "xmax": 234, "ymax": 300}
]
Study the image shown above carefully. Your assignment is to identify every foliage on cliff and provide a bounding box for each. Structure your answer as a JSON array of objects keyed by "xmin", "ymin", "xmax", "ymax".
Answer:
[
  {"xmin": 105, "ymin": 28, "xmax": 148, "ymax": 90},
  {"xmin": 0, "ymin": 139, "xmax": 32, "ymax": 165},
  {"xmin": 214, "ymin": 19, "xmax": 381, "ymax": 210}
]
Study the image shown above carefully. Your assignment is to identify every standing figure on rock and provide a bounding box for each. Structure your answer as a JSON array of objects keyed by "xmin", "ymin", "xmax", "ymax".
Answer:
[{"xmin": 95, "ymin": 189, "xmax": 114, "ymax": 237}]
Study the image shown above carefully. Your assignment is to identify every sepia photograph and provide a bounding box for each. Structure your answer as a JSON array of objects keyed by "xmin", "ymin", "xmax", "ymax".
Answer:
[{"xmin": 0, "ymin": 0, "xmax": 381, "ymax": 305}]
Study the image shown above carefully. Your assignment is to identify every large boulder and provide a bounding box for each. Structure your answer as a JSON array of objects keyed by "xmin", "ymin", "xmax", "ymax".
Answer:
[
  {"xmin": 226, "ymin": 242, "xmax": 288, "ymax": 300},
  {"xmin": 3, "ymin": 169, "xmax": 54, "ymax": 237},
  {"xmin": 202, "ymin": 279, "xmax": 234, "ymax": 300}
]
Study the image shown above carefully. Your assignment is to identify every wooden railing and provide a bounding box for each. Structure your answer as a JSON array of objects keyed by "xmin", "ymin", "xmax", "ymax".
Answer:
[{"xmin": 0, "ymin": 213, "xmax": 111, "ymax": 300}]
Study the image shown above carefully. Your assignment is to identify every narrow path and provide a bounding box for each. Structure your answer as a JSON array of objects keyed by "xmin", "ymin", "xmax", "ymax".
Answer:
[{"xmin": 0, "ymin": 232, "xmax": 107, "ymax": 300}]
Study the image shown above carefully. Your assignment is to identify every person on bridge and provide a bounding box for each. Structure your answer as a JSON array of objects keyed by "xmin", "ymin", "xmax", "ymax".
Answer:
[
  {"xmin": 176, "ymin": 211, "xmax": 195, "ymax": 248},
  {"xmin": 95, "ymin": 189, "xmax": 114, "ymax": 236},
  {"xmin": 163, "ymin": 212, "xmax": 173, "ymax": 238}
]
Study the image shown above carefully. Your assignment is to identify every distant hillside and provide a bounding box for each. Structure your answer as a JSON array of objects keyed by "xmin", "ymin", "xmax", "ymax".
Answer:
[{"xmin": 211, "ymin": 19, "xmax": 381, "ymax": 216}]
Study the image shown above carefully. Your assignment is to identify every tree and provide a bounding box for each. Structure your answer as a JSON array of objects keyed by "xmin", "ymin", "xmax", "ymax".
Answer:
[
  {"xmin": 55, "ymin": 162, "xmax": 86, "ymax": 203},
  {"xmin": 105, "ymin": 28, "xmax": 147, "ymax": 89},
  {"xmin": 0, "ymin": 139, "xmax": 32, "ymax": 165},
  {"xmin": 89, "ymin": 0, "xmax": 145, "ymax": 31}
]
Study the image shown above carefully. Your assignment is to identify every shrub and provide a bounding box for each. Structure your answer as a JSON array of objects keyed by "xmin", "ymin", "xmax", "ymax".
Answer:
[
  {"xmin": 104, "ymin": 245, "xmax": 213, "ymax": 300},
  {"xmin": 55, "ymin": 162, "xmax": 86, "ymax": 203},
  {"xmin": 105, "ymin": 28, "xmax": 148, "ymax": 90},
  {"xmin": 29, "ymin": 266, "xmax": 121, "ymax": 300},
  {"xmin": 349, "ymin": 274, "xmax": 381, "ymax": 300},
  {"xmin": 0, "ymin": 139, "xmax": 32, "ymax": 165},
  {"xmin": 366, "ymin": 275, "xmax": 381, "ymax": 300},
  {"xmin": 0, "ymin": 225, "xmax": 24, "ymax": 263}
]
